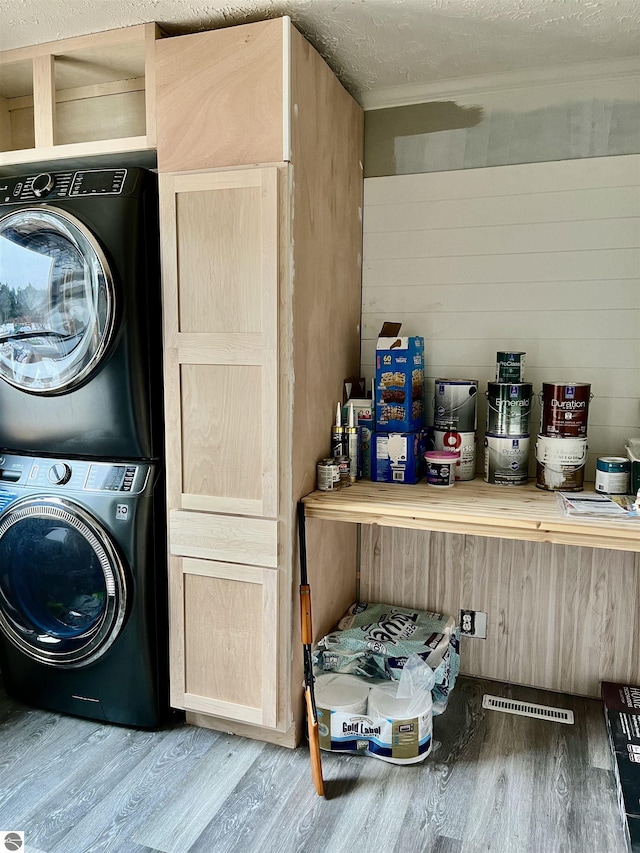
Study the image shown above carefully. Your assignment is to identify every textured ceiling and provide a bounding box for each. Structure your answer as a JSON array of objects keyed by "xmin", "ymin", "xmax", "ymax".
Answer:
[{"xmin": 1, "ymin": 0, "xmax": 639, "ymax": 102}]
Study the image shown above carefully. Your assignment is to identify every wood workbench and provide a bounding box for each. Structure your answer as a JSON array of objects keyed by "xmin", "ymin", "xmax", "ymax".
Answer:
[{"xmin": 302, "ymin": 478, "xmax": 640, "ymax": 553}]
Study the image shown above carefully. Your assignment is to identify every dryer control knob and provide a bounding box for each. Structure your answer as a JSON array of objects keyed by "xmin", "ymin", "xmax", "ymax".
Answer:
[
  {"xmin": 32, "ymin": 172, "xmax": 55, "ymax": 198},
  {"xmin": 49, "ymin": 463, "xmax": 72, "ymax": 486}
]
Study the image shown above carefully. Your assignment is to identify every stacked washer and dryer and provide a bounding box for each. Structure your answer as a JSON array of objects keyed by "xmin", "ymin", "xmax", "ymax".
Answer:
[{"xmin": 0, "ymin": 167, "xmax": 169, "ymax": 727}]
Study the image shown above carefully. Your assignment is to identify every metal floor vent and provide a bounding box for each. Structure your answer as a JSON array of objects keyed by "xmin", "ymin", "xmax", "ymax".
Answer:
[{"xmin": 482, "ymin": 694, "xmax": 574, "ymax": 724}]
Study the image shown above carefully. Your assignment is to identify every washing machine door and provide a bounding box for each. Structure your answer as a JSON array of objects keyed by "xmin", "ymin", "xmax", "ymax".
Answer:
[
  {"xmin": 0, "ymin": 206, "xmax": 116, "ymax": 394},
  {"xmin": 0, "ymin": 496, "xmax": 127, "ymax": 667}
]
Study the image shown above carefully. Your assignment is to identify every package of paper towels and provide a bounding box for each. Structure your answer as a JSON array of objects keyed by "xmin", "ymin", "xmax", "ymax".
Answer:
[
  {"xmin": 315, "ymin": 655, "xmax": 435, "ymax": 764},
  {"xmin": 312, "ymin": 601, "xmax": 460, "ymax": 714}
]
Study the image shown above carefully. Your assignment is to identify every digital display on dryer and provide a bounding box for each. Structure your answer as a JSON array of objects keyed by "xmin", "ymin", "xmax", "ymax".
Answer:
[
  {"xmin": 69, "ymin": 169, "xmax": 127, "ymax": 196},
  {"xmin": 86, "ymin": 464, "xmax": 136, "ymax": 492}
]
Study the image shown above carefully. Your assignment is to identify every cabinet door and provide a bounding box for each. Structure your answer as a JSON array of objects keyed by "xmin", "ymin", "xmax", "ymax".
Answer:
[
  {"xmin": 171, "ymin": 557, "xmax": 278, "ymax": 727},
  {"xmin": 155, "ymin": 19, "xmax": 286, "ymax": 172},
  {"xmin": 160, "ymin": 168, "xmax": 280, "ymax": 519}
]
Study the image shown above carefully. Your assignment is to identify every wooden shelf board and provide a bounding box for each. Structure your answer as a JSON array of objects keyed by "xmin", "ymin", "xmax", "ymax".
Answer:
[{"xmin": 302, "ymin": 478, "xmax": 640, "ymax": 552}]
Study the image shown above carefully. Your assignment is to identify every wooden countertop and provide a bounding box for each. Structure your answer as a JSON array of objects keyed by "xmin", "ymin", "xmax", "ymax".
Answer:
[{"xmin": 302, "ymin": 478, "xmax": 640, "ymax": 552}]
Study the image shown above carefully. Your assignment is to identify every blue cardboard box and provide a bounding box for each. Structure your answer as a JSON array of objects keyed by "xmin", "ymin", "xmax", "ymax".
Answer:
[
  {"xmin": 375, "ymin": 327, "xmax": 425, "ymax": 432},
  {"xmin": 371, "ymin": 430, "xmax": 429, "ymax": 484}
]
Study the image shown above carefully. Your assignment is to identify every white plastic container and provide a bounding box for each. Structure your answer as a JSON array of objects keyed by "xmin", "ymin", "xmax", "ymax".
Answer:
[{"xmin": 424, "ymin": 450, "xmax": 458, "ymax": 487}]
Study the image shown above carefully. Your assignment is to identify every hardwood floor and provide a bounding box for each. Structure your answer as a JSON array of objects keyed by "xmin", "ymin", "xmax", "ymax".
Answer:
[{"xmin": 0, "ymin": 674, "xmax": 627, "ymax": 853}]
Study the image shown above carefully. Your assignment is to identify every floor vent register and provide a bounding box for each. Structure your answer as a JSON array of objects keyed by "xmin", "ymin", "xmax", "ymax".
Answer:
[{"xmin": 482, "ymin": 694, "xmax": 574, "ymax": 724}]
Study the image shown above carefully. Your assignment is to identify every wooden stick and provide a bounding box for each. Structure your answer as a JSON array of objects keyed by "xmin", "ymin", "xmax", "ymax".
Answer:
[{"xmin": 297, "ymin": 501, "xmax": 325, "ymax": 797}]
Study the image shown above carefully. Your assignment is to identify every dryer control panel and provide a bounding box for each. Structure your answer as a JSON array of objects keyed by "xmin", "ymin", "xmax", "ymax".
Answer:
[
  {"xmin": 0, "ymin": 169, "xmax": 128, "ymax": 202},
  {"xmin": 0, "ymin": 454, "xmax": 150, "ymax": 495}
]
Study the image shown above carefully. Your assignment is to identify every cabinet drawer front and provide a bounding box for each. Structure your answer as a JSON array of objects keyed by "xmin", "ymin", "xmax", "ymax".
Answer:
[
  {"xmin": 170, "ymin": 510, "xmax": 278, "ymax": 568},
  {"xmin": 178, "ymin": 557, "xmax": 278, "ymax": 727}
]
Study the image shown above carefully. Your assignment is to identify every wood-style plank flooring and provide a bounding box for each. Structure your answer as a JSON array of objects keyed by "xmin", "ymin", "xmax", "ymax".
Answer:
[{"xmin": 0, "ymin": 675, "xmax": 627, "ymax": 853}]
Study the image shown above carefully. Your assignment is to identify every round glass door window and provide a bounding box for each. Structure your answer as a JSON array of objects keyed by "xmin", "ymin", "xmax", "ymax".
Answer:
[
  {"xmin": 0, "ymin": 207, "xmax": 115, "ymax": 393},
  {"xmin": 0, "ymin": 498, "xmax": 127, "ymax": 666}
]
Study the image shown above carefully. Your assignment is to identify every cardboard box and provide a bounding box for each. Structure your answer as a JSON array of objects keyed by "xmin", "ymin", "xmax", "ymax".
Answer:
[
  {"xmin": 602, "ymin": 682, "xmax": 640, "ymax": 852},
  {"xmin": 371, "ymin": 430, "xmax": 429, "ymax": 484},
  {"xmin": 375, "ymin": 322, "xmax": 425, "ymax": 432}
]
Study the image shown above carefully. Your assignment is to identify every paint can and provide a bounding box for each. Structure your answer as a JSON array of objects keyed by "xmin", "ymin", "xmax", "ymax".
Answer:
[
  {"xmin": 535, "ymin": 435, "xmax": 588, "ymax": 491},
  {"xmin": 484, "ymin": 434, "xmax": 530, "ymax": 486},
  {"xmin": 424, "ymin": 450, "xmax": 459, "ymax": 487},
  {"xmin": 595, "ymin": 457, "xmax": 630, "ymax": 495},
  {"xmin": 540, "ymin": 382, "xmax": 591, "ymax": 438},
  {"xmin": 433, "ymin": 429, "xmax": 477, "ymax": 481},
  {"xmin": 317, "ymin": 458, "xmax": 339, "ymax": 491},
  {"xmin": 486, "ymin": 382, "xmax": 532, "ymax": 436},
  {"xmin": 434, "ymin": 379, "xmax": 478, "ymax": 432},
  {"xmin": 496, "ymin": 351, "xmax": 526, "ymax": 383}
]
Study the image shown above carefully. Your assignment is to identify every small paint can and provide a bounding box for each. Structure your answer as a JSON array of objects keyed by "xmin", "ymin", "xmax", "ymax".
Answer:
[
  {"xmin": 486, "ymin": 382, "xmax": 532, "ymax": 436},
  {"xmin": 496, "ymin": 351, "xmax": 526, "ymax": 383},
  {"xmin": 317, "ymin": 458, "xmax": 339, "ymax": 491},
  {"xmin": 424, "ymin": 450, "xmax": 459, "ymax": 487},
  {"xmin": 535, "ymin": 435, "xmax": 587, "ymax": 491},
  {"xmin": 595, "ymin": 457, "xmax": 630, "ymax": 495},
  {"xmin": 433, "ymin": 429, "xmax": 477, "ymax": 481},
  {"xmin": 484, "ymin": 434, "xmax": 530, "ymax": 486},
  {"xmin": 434, "ymin": 379, "xmax": 478, "ymax": 432},
  {"xmin": 540, "ymin": 382, "xmax": 591, "ymax": 438}
]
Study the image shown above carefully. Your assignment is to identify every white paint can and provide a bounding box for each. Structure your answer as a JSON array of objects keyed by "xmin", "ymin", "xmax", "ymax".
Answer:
[
  {"xmin": 535, "ymin": 434, "xmax": 588, "ymax": 491},
  {"xmin": 484, "ymin": 434, "xmax": 530, "ymax": 486},
  {"xmin": 433, "ymin": 429, "xmax": 477, "ymax": 481}
]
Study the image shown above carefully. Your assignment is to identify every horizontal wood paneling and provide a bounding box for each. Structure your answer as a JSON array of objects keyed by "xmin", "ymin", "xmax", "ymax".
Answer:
[
  {"xmin": 361, "ymin": 154, "xmax": 640, "ymax": 476},
  {"xmin": 360, "ymin": 527, "xmax": 640, "ymax": 698}
]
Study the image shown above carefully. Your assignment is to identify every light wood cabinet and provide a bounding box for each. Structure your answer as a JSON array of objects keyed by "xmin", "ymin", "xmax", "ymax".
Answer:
[
  {"xmin": 0, "ymin": 23, "xmax": 158, "ymax": 169},
  {"xmin": 157, "ymin": 18, "xmax": 363, "ymax": 745}
]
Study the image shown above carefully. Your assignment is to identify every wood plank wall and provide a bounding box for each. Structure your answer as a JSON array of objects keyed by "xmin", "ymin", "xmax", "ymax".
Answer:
[
  {"xmin": 359, "ymin": 155, "xmax": 640, "ymax": 697},
  {"xmin": 361, "ymin": 154, "xmax": 640, "ymax": 478},
  {"xmin": 360, "ymin": 527, "xmax": 640, "ymax": 697}
]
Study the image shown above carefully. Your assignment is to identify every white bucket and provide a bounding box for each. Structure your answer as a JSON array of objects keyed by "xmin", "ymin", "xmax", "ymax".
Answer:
[
  {"xmin": 535, "ymin": 434, "xmax": 587, "ymax": 491},
  {"xmin": 424, "ymin": 450, "xmax": 459, "ymax": 487},
  {"xmin": 433, "ymin": 429, "xmax": 477, "ymax": 480}
]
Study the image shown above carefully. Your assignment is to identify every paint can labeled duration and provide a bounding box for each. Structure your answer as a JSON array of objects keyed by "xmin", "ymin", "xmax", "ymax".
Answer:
[
  {"xmin": 595, "ymin": 457, "xmax": 630, "ymax": 495},
  {"xmin": 484, "ymin": 434, "xmax": 530, "ymax": 486},
  {"xmin": 535, "ymin": 435, "xmax": 588, "ymax": 491},
  {"xmin": 434, "ymin": 379, "xmax": 478, "ymax": 432},
  {"xmin": 496, "ymin": 351, "xmax": 526, "ymax": 383},
  {"xmin": 540, "ymin": 382, "xmax": 591, "ymax": 438},
  {"xmin": 486, "ymin": 382, "xmax": 532, "ymax": 436},
  {"xmin": 433, "ymin": 429, "xmax": 477, "ymax": 481}
]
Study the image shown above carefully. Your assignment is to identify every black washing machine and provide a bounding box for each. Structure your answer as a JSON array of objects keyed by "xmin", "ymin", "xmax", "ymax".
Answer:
[
  {"xmin": 0, "ymin": 168, "xmax": 163, "ymax": 460},
  {"xmin": 0, "ymin": 452, "xmax": 168, "ymax": 727}
]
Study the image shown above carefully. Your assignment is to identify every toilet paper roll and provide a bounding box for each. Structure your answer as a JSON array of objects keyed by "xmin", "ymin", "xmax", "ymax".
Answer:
[
  {"xmin": 314, "ymin": 673, "xmax": 370, "ymax": 714},
  {"xmin": 368, "ymin": 682, "xmax": 432, "ymax": 720}
]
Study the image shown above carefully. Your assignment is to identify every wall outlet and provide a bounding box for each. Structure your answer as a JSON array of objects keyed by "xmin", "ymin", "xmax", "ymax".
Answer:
[{"xmin": 459, "ymin": 609, "xmax": 487, "ymax": 639}]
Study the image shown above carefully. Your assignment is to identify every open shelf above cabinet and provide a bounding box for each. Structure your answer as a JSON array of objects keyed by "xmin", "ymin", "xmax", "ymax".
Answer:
[{"xmin": 0, "ymin": 23, "xmax": 159, "ymax": 169}]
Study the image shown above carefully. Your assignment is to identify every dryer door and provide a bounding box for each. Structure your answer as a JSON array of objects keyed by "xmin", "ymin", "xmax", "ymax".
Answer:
[
  {"xmin": 0, "ymin": 496, "xmax": 127, "ymax": 667},
  {"xmin": 0, "ymin": 207, "xmax": 116, "ymax": 394}
]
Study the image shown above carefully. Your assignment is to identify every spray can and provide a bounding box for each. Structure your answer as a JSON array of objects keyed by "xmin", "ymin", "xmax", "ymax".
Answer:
[
  {"xmin": 331, "ymin": 402, "xmax": 346, "ymax": 457},
  {"xmin": 345, "ymin": 403, "xmax": 360, "ymax": 483}
]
